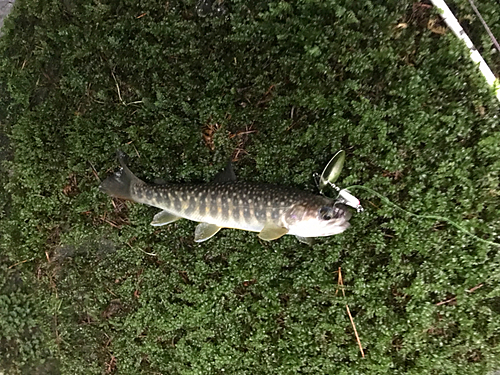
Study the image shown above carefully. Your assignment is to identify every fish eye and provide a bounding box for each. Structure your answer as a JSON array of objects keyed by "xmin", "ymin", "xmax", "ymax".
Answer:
[{"xmin": 319, "ymin": 206, "xmax": 333, "ymax": 221}]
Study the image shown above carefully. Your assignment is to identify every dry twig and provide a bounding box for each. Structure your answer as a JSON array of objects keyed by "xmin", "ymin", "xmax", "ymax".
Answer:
[
  {"xmin": 8, "ymin": 257, "xmax": 35, "ymax": 269},
  {"xmin": 436, "ymin": 283, "xmax": 484, "ymax": 306},
  {"xmin": 337, "ymin": 267, "xmax": 365, "ymax": 358}
]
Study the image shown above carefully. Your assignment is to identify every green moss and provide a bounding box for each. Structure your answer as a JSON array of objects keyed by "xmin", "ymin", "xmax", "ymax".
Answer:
[{"xmin": 1, "ymin": 0, "xmax": 500, "ymax": 373}]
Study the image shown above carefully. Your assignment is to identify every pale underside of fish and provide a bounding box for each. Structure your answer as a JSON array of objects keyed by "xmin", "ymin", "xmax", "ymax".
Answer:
[{"xmin": 100, "ymin": 152, "xmax": 352, "ymax": 244}]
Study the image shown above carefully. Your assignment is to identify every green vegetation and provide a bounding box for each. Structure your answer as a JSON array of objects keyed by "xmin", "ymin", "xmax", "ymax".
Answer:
[{"xmin": 1, "ymin": 0, "xmax": 500, "ymax": 373}]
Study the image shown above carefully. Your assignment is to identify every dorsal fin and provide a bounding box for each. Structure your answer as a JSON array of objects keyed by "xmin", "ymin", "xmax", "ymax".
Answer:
[{"xmin": 213, "ymin": 161, "xmax": 236, "ymax": 182}]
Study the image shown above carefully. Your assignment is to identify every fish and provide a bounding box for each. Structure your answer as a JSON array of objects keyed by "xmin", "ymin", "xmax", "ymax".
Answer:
[{"xmin": 99, "ymin": 151, "xmax": 352, "ymax": 244}]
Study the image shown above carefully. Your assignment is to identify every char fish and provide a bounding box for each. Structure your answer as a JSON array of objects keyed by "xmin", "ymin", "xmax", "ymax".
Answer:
[{"xmin": 100, "ymin": 151, "xmax": 352, "ymax": 244}]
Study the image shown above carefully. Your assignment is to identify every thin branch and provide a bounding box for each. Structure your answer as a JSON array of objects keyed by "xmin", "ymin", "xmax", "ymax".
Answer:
[
  {"xmin": 436, "ymin": 283, "xmax": 484, "ymax": 306},
  {"xmin": 111, "ymin": 71, "xmax": 144, "ymax": 106},
  {"xmin": 436, "ymin": 296, "xmax": 457, "ymax": 306},
  {"xmin": 346, "ymin": 304, "xmax": 365, "ymax": 358},
  {"xmin": 111, "ymin": 71, "xmax": 123, "ymax": 104},
  {"xmin": 8, "ymin": 257, "xmax": 35, "ymax": 269},
  {"xmin": 337, "ymin": 267, "xmax": 365, "ymax": 358},
  {"xmin": 466, "ymin": 283, "xmax": 484, "ymax": 293},
  {"xmin": 468, "ymin": 0, "xmax": 500, "ymax": 54}
]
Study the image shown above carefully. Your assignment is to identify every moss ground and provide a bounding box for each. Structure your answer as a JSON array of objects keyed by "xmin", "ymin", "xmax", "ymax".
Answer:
[{"xmin": 1, "ymin": 0, "xmax": 500, "ymax": 374}]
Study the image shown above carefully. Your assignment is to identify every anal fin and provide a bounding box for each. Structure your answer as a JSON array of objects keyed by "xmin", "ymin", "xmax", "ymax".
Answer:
[
  {"xmin": 151, "ymin": 211, "xmax": 182, "ymax": 226},
  {"xmin": 195, "ymin": 223, "xmax": 222, "ymax": 242},
  {"xmin": 258, "ymin": 223, "xmax": 289, "ymax": 241}
]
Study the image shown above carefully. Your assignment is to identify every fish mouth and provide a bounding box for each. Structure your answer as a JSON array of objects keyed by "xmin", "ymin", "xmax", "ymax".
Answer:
[
  {"xmin": 320, "ymin": 203, "xmax": 352, "ymax": 236},
  {"xmin": 334, "ymin": 202, "xmax": 353, "ymax": 222},
  {"xmin": 324, "ymin": 217, "xmax": 351, "ymax": 236}
]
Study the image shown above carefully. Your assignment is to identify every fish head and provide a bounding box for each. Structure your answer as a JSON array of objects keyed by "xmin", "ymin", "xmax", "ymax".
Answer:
[{"xmin": 285, "ymin": 198, "xmax": 352, "ymax": 238}]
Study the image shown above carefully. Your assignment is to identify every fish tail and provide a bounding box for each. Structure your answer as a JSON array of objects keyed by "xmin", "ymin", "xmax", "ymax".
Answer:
[{"xmin": 100, "ymin": 150, "xmax": 142, "ymax": 200}]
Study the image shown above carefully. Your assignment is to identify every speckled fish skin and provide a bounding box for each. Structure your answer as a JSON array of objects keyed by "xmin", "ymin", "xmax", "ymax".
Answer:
[
  {"xmin": 100, "ymin": 152, "xmax": 352, "ymax": 241},
  {"xmin": 133, "ymin": 181, "xmax": 347, "ymax": 233}
]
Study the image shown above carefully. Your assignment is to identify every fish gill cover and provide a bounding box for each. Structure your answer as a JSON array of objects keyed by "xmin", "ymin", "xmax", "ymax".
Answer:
[{"xmin": 0, "ymin": 0, "xmax": 500, "ymax": 374}]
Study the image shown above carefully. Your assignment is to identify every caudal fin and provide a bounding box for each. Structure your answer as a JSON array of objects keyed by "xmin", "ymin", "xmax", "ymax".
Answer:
[{"xmin": 99, "ymin": 150, "xmax": 142, "ymax": 200}]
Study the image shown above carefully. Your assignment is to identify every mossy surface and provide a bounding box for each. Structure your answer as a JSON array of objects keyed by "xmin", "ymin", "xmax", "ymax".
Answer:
[{"xmin": 1, "ymin": 0, "xmax": 500, "ymax": 374}]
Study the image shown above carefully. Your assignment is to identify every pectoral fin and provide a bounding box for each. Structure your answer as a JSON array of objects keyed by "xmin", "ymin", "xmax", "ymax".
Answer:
[
  {"xmin": 258, "ymin": 223, "xmax": 289, "ymax": 241},
  {"xmin": 151, "ymin": 211, "xmax": 182, "ymax": 226},
  {"xmin": 194, "ymin": 223, "xmax": 222, "ymax": 242},
  {"xmin": 295, "ymin": 236, "xmax": 314, "ymax": 246}
]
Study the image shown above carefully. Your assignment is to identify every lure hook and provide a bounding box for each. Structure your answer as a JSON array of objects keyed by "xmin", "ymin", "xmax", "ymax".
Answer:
[{"xmin": 316, "ymin": 150, "xmax": 363, "ymax": 213}]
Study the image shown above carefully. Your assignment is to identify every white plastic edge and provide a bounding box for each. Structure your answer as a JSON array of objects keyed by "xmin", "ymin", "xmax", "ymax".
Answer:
[{"xmin": 431, "ymin": 0, "xmax": 500, "ymax": 101}]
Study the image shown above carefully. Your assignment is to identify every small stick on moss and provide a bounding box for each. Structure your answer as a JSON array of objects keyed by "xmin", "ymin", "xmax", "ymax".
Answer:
[
  {"xmin": 8, "ymin": 257, "xmax": 35, "ymax": 269},
  {"xmin": 334, "ymin": 269, "xmax": 340, "ymax": 296},
  {"xmin": 436, "ymin": 296, "xmax": 457, "ymax": 306},
  {"xmin": 337, "ymin": 267, "xmax": 365, "ymax": 358},
  {"xmin": 111, "ymin": 70, "xmax": 124, "ymax": 104},
  {"xmin": 124, "ymin": 238, "xmax": 157, "ymax": 256},
  {"xmin": 104, "ymin": 218, "xmax": 120, "ymax": 228},
  {"xmin": 336, "ymin": 266, "xmax": 344, "ymax": 297},
  {"xmin": 346, "ymin": 304, "xmax": 365, "ymax": 358},
  {"xmin": 436, "ymin": 283, "xmax": 484, "ymax": 305},
  {"xmin": 111, "ymin": 71, "xmax": 143, "ymax": 106},
  {"xmin": 105, "ymin": 287, "xmax": 118, "ymax": 297},
  {"xmin": 132, "ymin": 144, "xmax": 141, "ymax": 158},
  {"xmin": 88, "ymin": 161, "xmax": 101, "ymax": 182},
  {"xmin": 467, "ymin": 283, "xmax": 484, "ymax": 293}
]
